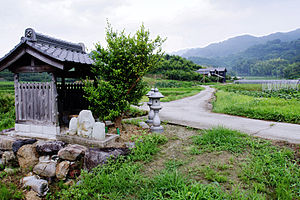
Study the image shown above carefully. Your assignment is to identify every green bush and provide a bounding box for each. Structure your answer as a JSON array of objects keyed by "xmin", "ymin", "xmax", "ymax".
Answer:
[{"xmin": 0, "ymin": 94, "xmax": 15, "ymax": 131}]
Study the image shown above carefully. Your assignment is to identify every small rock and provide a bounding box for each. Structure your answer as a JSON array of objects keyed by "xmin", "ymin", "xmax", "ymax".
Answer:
[
  {"xmin": 77, "ymin": 110, "xmax": 95, "ymax": 137},
  {"xmin": 64, "ymin": 179, "xmax": 75, "ymax": 186},
  {"xmin": 17, "ymin": 144, "xmax": 39, "ymax": 170},
  {"xmin": 84, "ymin": 148, "xmax": 130, "ymax": 171},
  {"xmin": 56, "ymin": 161, "xmax": 70, "ymax": 180},
  {"xmin": 36, "ymin": 141, "xmax": 65, "ymax": 155},
  {"xmin": 58, "ymin": 144, "xmax": 87, "ymax": 161},
  {"xmin": 92, "ymin": 122, "xmax": 106, "ymax": 140},
  {"xmin": 33, "ymin": 159, "xmax": 57, "ymax": 178},
  {"xmin": 0, "ymin": 135, "xmax": 17, "ymax": 150},
  {"xmin": 139, "ymin": 122, "xmax": 150, "ymax": 129},
  {"xmin": 124, "ymin": 142, "xmax": 136, "ymax": 149},
  {"xmin": 12, "ymin": 139, "xmax": 37, "ymax": 154},
  {"xmin": 69, "ymin": 117, "xmax": 78, "ymax": 135},
  {"xmin": 2, "ymin": 151, "xmax": 18, "ymax": 167},
  {"xmin": 25, "ymin": 190, "xmax": 41, "ymax": 200},
  {"xmin": 4, "ymin": 167, "xmax": 18, "ymax": 175},
  {"xmin": 21, "ymin": 175, "xmax": 49, "ymax": 197}
]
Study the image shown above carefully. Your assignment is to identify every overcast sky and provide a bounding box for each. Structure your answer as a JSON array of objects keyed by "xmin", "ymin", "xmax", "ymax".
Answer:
[{"xmin": 0, "ymin": 0, "xmax": 300, "ymax": 56}]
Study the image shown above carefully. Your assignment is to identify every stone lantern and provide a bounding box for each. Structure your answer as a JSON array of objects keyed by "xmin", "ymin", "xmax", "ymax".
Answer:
[
  {"xmin": 149, "ymin": 88, "xmax": 164, "ymax": 133},
  {"xmin": 146, "ymin": 88, "xmax": 155, "ymax": 124}
]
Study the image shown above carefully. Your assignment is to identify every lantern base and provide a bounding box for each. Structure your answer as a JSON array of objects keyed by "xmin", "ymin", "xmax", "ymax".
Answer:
[
  {"xmin": 150, "ymin": 125, "xmax": 164, "ymax": 133},
  {"xmin": 146, "ymin": 119, "xmax": 153, "ymax": 124}
]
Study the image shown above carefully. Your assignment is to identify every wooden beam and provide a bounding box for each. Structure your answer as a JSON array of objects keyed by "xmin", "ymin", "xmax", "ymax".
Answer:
[
  {"xmin": 13, "ymin": 65, "xmax": 58, "ymax": 73},
  {"xmin": 26, "ymin": 48, "xmax": 64, "ymax": 70},
  {"xmin": 0, "ymin": 49, "xmax": 26, "ymax": 71}
]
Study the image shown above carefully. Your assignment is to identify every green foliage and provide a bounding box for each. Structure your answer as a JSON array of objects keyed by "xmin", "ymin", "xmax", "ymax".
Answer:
[
  {"xmin": 124, "ymin": 106, "xmax": 148, "ymax": 118},
  {"xmin": 0, "ymin": 94, "xmax": 15, "ymax": 131},
  {"xmin": 192, "ymin": 127, "xmax": 251, "ymax": 153},
  {"xmin": 0, "ymin": 182, "xmax": 23, "ymax": 200},
  {"xmin": 191, "ymin": 127, "xmax": 300, "ymax": 199},
  {"xmin": 84, "ymin": 23, "xmax": 164, "ymax": 124},
  {"xmin": 57, "ymin": 158, "xmax": 143, "ymax": 200},
  {"xmin": 142, "ymin": 170, "xmax": 230, "ymax": 200},
  {"xmin": 144, "ymin": 77, "xmax": 201, "ymax": 88},
  {"xmin": 213, "ymin": 90, "xmax": 300, "ymax": 124},
  {"xmin": 130, "ymin": 133, "xmax": 168, "ymax": 162}
]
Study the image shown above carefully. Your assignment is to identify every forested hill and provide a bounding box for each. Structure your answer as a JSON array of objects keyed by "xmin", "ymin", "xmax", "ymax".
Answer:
[
  {"xmin": 189, "ymin": 38, "xmax": 300, "ymax": 78},
  {"xmin": 176, "ymin": 28, "xmax": 300, "ymax": 58},
  {"xmin": 148, "ymin": 54, "xmax": 204, "ymax": 81}
]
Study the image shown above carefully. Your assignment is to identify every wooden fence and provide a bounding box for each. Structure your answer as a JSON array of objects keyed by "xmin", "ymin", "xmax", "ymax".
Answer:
[{"xmin": 14, "ymin": 81, "xmax": 58, "ymax": 125}]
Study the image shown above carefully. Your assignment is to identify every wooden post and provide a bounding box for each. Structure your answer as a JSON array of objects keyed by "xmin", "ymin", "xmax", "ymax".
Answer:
[
  {"xmin": 14, "ymin": 74, "xmax": 19, "ymax": 123},
  {"xmin": 51, "ymin": 73, "xmax": 59, "ymax": 126}
]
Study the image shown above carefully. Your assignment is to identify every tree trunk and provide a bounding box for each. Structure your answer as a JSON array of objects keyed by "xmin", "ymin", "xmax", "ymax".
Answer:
[{"xmin": 115, "ymin": 116, "xmax": 123, "ymax": 131}]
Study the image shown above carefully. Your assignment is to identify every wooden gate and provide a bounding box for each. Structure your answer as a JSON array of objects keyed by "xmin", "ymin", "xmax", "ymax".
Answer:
[{"xmin": 14, "ymin": 81, "xmax": 58, "ymax": 125}]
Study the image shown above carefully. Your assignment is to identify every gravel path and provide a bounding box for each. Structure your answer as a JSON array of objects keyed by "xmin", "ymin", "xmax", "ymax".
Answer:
[{"xmin": 142, "ymin": 86, "xmax": 300, "ymax": 144}]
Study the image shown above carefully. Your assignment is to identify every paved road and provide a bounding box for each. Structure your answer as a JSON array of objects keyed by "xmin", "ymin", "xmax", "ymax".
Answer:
[{"xmin": 146, "ymin": 86, "xmax": 300, "ymax": 144}]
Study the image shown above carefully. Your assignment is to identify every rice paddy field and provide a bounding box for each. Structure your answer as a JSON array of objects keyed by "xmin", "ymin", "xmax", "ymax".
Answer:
[{"xmin": 213, "ymin": 84, "xmax": 300, "ymax": 124}]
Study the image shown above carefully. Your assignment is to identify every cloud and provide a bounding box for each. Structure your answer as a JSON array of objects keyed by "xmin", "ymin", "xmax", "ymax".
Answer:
[{"xmin": 0, "ymin": 0, "xmax": 300, "ymax": 56}]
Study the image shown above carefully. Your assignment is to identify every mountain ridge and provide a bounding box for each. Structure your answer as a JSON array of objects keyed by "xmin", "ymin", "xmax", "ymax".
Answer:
[{"xmin": 175, "ymin": 28, "xmax": 300, "ymax": 58}]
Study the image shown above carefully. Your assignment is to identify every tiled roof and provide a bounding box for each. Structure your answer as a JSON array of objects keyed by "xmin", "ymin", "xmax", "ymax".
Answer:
[{"xmin": 0, "ymin": 28, "xmax": 94, "ymax": 67}]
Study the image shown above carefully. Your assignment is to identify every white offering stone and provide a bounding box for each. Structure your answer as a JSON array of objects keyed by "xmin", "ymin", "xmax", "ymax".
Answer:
[
  {"xmin": 92, "ymin": 122, "xmax": 106, "ymax": 140},
  {"xmin": 69, "ymin": 117, "xmax": 78, "ymax": 135},
  {"xmin": 77, "ymin": 110, "xmax": 95, "ymax": 137}
]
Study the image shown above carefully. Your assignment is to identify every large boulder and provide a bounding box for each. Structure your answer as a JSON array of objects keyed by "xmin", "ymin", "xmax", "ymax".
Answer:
[
  {"xmin": 58, "ymin": 144, "xmax": 87, "ymax": 161},
  {"xmin": 69, "ymin": 117, "xmax": 78, "ymax": 135},
  {"xmin": 2, "ymin": 151, "xmax": 18, "ymax": 167},
  {"xmin": 0, "ymin": 135, "xmax": 17, "ymax": 150},
  {"xmin": 12, "ymin": 139, "xmax": 37, "ymax": 154},
  {"xmin": 84, "ymin": 148, "xmax": 130, "ymax": 171},
  {"xmin": 92, "ymin": 122, "xmax": 106, "ymax": 140},
  {"xmin": 77, "ymin": 110, "xmax": 95, "ymax": 137},
  {"xmin": 33, "ymin": 156, "xmax": 57, "ymax": 178},
  {"xmin": 56, "ymin": 161, "xmax": 70, "ymax": 180},
  {"xmin": 35, "ymin": 141, "xmax": 65, "ymax": 155},
  {"xmin": 17, "ymin": 144, "xmax": 39, "ymax": 170}
]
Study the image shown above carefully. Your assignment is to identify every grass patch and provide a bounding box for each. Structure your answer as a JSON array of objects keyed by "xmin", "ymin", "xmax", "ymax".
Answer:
[
  {"xmin": 160, "ymin": 87, "xmax": 204, "ymax": 102},
  {"xmin": 191, "ymin": 127, "xmax": 251, "ymax": 153},
  {"xmin": 191, "ymin": 127, "xmax": 300, "ymax": 199},
  {"xmin": 0, "ymin": 182, "xmax": 23, "ymax": 200},
  {"xmin": 212, "ymin": 90, "xmax": 300, "ymax": 124}
]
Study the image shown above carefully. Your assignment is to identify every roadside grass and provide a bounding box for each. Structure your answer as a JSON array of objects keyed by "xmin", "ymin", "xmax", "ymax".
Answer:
[
  {"xmin": 212, "ymin": 90, "xmax": 300, "ymax": 124},
  {"xmin": 53, "ymin": 126, "xmax": 300, "ymax": 199}
]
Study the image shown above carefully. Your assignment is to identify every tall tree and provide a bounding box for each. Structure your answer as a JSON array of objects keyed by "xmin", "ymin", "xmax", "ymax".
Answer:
[{"xmin": 84, "ymin": 23, "xmax": 165, "ymax": 129}]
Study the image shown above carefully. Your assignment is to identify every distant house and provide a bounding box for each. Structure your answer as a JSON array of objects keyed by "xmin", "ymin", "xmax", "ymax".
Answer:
[{"xmin": 196, "ymin": 68, "xmax": 227, "ymax": 83}]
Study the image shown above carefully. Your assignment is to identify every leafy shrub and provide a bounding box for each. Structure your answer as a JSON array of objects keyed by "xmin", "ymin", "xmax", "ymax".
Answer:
[{"xmin": 0, "ymin": 94, "xmax": 15, "ymax": 131}]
